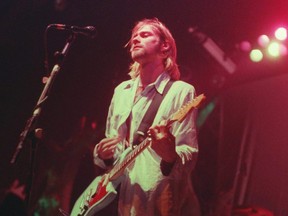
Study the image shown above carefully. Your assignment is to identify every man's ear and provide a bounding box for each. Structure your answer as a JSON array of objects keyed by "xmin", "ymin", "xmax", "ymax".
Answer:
[
  {"xmin": 160, "ymin": 41, "xmax": 171, "ymax": 59},
  {"xmin": 161, "ymin": 41, "xmax": 170, "ymax": 52}
]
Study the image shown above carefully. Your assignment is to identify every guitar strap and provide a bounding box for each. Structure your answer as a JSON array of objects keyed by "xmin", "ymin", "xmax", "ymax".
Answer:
[{"xmin": 132, "ymin": 80, "xmax": 174, "ymax": 146}]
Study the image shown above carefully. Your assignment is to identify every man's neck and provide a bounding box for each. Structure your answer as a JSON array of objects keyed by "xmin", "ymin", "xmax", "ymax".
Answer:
[{"xmin": 139, "ymin": 62, "xmax": 164, "ymax": 87}]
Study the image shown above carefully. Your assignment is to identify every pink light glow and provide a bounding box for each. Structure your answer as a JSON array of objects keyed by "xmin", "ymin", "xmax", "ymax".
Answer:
[
  {"xmin": 279, "ymin": 44, "xmax": 287, "ymax": 56},
  {"xmin": 239, "ymin": 41, "xmax": 252, "ymax": 52},
  {"xmin": 257, "ymin": 35, "xmax": 270, "ymax": 47}
]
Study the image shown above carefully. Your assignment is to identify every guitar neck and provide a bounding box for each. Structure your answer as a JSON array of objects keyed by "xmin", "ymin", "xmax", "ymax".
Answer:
[{"xmin": 109, "ymin": 137, "xmax": 152, "ymax": 180}]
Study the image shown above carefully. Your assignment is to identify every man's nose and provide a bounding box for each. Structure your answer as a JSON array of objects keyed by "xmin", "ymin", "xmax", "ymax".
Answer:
[{"xmin": 132, "ymin": 35, "xmax": 140, "ymax": 44}]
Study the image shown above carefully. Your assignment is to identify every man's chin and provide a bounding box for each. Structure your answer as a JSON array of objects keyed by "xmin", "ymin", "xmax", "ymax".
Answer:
[
  {"xmin": 131, "ymin": 49, "xmax": 145, "ymax": 58},
  {"xmin": 131, "ymin": 55, "xmax": 144, "ymax": 63}
]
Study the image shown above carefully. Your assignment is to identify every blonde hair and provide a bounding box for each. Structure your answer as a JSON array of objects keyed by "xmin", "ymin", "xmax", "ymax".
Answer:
[{"xmin": 126, "ymin": 18, "xmax": 180, "ymax": 80}]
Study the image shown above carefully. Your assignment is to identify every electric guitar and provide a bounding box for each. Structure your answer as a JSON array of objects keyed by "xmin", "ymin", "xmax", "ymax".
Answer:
[{"xmin": 70, "ymin": 94, "xmax": 206, "ymax": 216}]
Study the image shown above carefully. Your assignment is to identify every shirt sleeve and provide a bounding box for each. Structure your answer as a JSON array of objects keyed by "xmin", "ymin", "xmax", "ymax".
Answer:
[
  {"xmin": 170, "ymin": 82, "xmax": 199, "ymax": 169},
  {"xmin": 93, "ymin": 82, "xmax": 129, "ymax": 169},
  {"xmin": 93, "ymin": 88, "xmax": 119, "ymax": 169}
]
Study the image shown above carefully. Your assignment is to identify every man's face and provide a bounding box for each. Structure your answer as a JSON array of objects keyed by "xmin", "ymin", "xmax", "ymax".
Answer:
[{"xmin": 130, "ymin": 25, "xmax": 163, "ymax": 64}]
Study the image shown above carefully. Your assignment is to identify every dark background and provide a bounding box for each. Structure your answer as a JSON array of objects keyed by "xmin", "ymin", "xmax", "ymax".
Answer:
[{"xmin": 1, "ymin": 0, "xmax": 288, "ymax": 215}]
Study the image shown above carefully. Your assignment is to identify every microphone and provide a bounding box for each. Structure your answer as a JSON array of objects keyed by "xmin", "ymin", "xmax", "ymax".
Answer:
[{"xmin": 49, "ymin": 24, "xmax": 97, "ymax": 38}]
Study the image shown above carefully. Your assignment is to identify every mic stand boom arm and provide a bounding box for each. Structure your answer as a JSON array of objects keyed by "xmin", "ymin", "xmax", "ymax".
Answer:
[
  {"xmin": 9, "ymin": 33, "xmax": 77, "ymax": 211},
  {"xmin": 10, "ymin": 34, "xmax": 75, "ymax": 164},
  {"xmin": 10, "ymin": 33, "xmax": 76, "ymax": 164}
]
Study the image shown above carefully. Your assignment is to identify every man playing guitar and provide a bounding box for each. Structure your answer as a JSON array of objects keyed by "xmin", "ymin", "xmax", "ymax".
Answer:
[{"xmin": 92, "ymin": 18, "xmax": 201, "ymax": 216}]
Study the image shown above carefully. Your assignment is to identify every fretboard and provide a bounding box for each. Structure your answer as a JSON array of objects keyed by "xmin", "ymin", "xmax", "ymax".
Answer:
[{"xmin": 109, "ymin": 137, "xmax": 152, "ymax": 180}]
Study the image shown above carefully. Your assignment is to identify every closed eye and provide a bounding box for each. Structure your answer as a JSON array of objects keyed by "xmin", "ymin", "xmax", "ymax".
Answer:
[
  {"xmin": 132, "ymin": 31, "xmax": 153, "ymax": 40},
  {"xmin": 139, "ymin": 31, "xmax": 153, "ymax": 38}
]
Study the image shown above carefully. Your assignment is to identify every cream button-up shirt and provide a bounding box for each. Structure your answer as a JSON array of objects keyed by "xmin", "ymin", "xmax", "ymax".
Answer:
[{"xmin": 94, "ymin": 72, "xmax": 200, "ymax": 216}]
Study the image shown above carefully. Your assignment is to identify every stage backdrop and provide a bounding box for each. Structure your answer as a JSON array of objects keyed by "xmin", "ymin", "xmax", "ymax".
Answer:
[{"xmin": 195, "ymin": 72, "xmax": 288, "ymax": 216}]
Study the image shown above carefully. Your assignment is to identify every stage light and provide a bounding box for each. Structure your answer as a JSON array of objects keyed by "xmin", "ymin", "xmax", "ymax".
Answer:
[
  {"xmin": 250, "ymin": 49, "xmax": 263, "ymax": 62},
  {"xmin": 274, "ymin": 27, "xmax": 287, "ymax": 41},
  {"xmin": 257, "ymin": 35, "xmax": 270, "ymax": 47},
  {"xmin": 267, "ymin": 41, "xmax": 281, "ymax": 57}
]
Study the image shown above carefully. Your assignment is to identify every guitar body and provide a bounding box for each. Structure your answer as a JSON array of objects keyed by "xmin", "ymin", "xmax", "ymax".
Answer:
[
  {"xmin": 70, "ymin": 148, "xmax": 133, "ymax": 216},
  {"xmin": 70, "ymin": 174, "xmax": 123, "ymax": 216}
]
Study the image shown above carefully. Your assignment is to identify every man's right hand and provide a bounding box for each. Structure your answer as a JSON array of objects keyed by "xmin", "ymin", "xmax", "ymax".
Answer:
[{"xmin": 94, "ymin": 137, "xmax": 121, "ymax": 160}]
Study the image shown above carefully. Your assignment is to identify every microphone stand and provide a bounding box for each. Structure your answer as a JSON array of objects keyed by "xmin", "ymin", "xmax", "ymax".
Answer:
[{"xmin": 10, "ymin": 33, "xmax": 77, "ymax": 214}]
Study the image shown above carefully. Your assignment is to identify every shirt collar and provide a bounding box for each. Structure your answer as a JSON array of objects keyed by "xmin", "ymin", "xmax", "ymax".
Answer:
[
  {"xmin": 150, "ymin": 71, "xmax": 171, "ymax": 95},
  {"xmin": 123, "ymin": 71, "xmax": 171, "ymax": 94}
]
